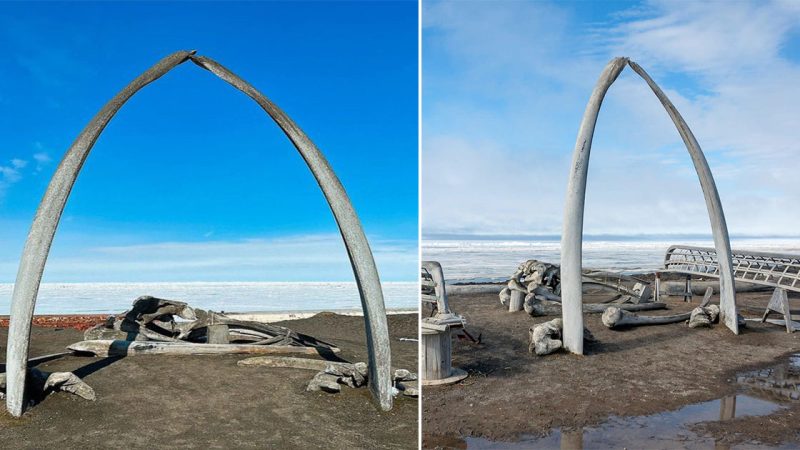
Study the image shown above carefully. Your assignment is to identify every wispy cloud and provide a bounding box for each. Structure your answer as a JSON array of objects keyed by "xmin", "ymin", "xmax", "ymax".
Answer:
[
  {"xmin": 423, "ymin": 0, "xmax": 800, "ymax": 237},
  {"xmin": 0, "ymin": 233, "xmax": 418, "ymax": 283},
  {"xmin": 0, "ymin": 157, "xmax": 27, "ymax": 198},
  {"xmin": 0, "ymin": 141, "xmax": 57, "ymax": 199}
]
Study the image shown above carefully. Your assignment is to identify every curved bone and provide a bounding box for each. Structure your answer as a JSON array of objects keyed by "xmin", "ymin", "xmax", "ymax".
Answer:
[
  {"xmin": 560, "ymin": 57, "xmax": 738, "ymax": 354},
  {"xmin": 602, "ymin": 307, "xmax": 691, "ymax": 329},
  {"xmin": 508, "ymin": 278, "xmax": 527, "ymax": 292},
  {"xmin": 628, "ymin": 60, "xmax": 736, "ymax": 333},
  {"xmin": 422, "ymin": 261, "xmax": 451, "ymax": 314},
  {"xmin": 532, "ymin": 285, "xmax": 562, "ymax": 302},
  {"xmin": 7, "ymin": 51, "xmax": 392, "ymax": 415}
]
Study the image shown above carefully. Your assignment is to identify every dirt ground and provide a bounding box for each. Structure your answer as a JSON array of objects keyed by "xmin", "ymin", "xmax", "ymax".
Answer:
[
  {"xmin": 422, "ymin": 288, "xmax": 800, "ymax": 448},
  {"xmin": 0, "ymin": 313, "xmax": 418, "ymax": 449}
]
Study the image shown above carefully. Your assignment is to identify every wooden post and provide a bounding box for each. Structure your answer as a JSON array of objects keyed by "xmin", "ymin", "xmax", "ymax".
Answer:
[
  {"xmin": 655, "ymin": 272, "xmax": 661, "ymax": 303},
  {"xmin": 762, "ymin": 288, "xmax": 793, "ymax": 333},
  {"xmin": 684, "ymin": 275, "xmax": 693, "ymax": 302},
  {"xmin": 421, "ymin": 323, "xmax": 468, "ymax": 386},
  {"xmin": 422, "ymin": 327, "xmax": 451, "ymax": 381}
]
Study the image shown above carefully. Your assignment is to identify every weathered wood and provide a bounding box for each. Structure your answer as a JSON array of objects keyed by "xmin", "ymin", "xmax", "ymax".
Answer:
[
  {"xmin": 422, "ymin": 328, "xmax": 451, "ymax": 381},
  {"xmin": 67, "ymin": 340, "xmax": 338, "ymax": 357},
  {"xmin": 762, "ymin": 288, "xmax": 793, "ymax": 333}
]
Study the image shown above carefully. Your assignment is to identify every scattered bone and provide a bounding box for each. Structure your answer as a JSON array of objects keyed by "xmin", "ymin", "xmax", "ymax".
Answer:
[
  {"xmin": 396, "ymin": 380, "xmax": 418, "ymax": 397},
  {"xmin": 602, "ymin": 307, "xmax": 692, "ymax": 329},
  {"xmin": 307, "ymin": 372, "xmax": 341, "ymax": 393},
  {"xmin": 243, "ymin": 356, "xmax": 415, "ymax": 399},
  {"xmin": 237, "ymin": 356, "xmax": 351, "ymax": 372},
  {"xmin": 603, "ymin": 286, "xmax": 714, "ymax": 329},
  {"xmin": 524, "ymin": 297, "xmax": 666, "ymax": 316},
  {"xmin": 67, "ymin": 340, "xmax": 333, "ymax": 357},
  {"xmin": 0, "ymin": 369, "xmax": 95, "ymax": 402},
  {"xmin": 689, "ymin": 304, "xmax": 720, "ymax": 328},
  {"xmin": 324, "ymin": 363, "xmax": 367, "ymax": 388},
  {"xmin": 528, "ymin": 319, "xmax": 595, "ymax": 356},
  {"xmin": 529, "ymin": 318, "xmax": 563, "ymax": 356},
  {"xmin": 35, "ymin": 370, "xmax": 96, "ymax": 401},
  {"xmin": 393, "ymin": 369, "xmax": 417, "ymax": 382},
  {"xmin": 499, "ymin": 288, "xmax": 511, "ymax": 306}
]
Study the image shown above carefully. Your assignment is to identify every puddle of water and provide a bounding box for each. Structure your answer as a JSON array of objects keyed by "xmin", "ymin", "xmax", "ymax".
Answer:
[
  {"xmin": 462, "ymin": 395, "xmax": 782, "ymax": 449},
  {"xmin": 736, "ymin": 354, "xmax": 800, "ymax": 402},
  {"xmin": 428, "ymin": 354, "xmax": 800, "ymax": 449}
]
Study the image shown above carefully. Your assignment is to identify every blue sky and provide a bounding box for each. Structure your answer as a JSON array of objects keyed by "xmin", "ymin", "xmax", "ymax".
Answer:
[
  {"xmin": 0, "ymin": 1, "xmax": 418, "ymax": 282},
  {"xmin": 423, "ymin": 0, "xmax": 800, "ymax": 238}
]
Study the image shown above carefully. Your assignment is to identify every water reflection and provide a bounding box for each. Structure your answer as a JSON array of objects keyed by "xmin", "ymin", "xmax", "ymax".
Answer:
[
  {"xmin": 427, "ymin": 395, "xmax": 784, "ymax": 449},
  {"xmin": 426, "ymin": 354, "xmax": 800, "ymax": 449}
]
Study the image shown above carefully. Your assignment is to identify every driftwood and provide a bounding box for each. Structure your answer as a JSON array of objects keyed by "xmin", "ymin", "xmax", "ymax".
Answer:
[{"xmin": 67, "ymin": 340, "xmax": 337, "ymax": 357}]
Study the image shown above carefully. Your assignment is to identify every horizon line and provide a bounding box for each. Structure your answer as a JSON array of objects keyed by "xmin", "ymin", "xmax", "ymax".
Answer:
[{"xmin": 423, "ymin": 232, "xmax": 800, "ymax": 241}]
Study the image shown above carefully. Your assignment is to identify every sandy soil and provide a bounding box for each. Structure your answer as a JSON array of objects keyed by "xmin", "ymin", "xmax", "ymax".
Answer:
[
  {"xmin": 0, "ymin": 313, "xmax": 418, "ymax": 449},
  {"xmin": 422, "ymin": 289, "xmax": 800, "ymax": 448}
]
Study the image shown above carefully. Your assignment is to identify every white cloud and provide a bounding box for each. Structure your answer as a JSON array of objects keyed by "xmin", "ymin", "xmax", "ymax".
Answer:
[
  {"xmin": 33, "ymin": 150, "xmax": 52, "ymax": 172},
  {"xmin": 10, "ymin": 234, "xmax": 419, "ymax": 283},
  {"xmin": 0, "ymin": 158, "xmax": 27, "ymax": 198},
  {"xmin": 423, "ymin": 0, "xmax": 800, "ymax": 237}
]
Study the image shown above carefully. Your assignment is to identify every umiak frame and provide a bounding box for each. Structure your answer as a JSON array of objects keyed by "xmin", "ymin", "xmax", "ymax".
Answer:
[
  {"xmin": 6, "ymin": 50, "xmax": 393, "ymax": 416},
  {"xmin": 560, "ymin": 57, "xmax": 738, "ymax": 354}
]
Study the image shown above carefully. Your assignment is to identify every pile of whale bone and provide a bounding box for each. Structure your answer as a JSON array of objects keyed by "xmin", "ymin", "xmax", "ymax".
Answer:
[
  {"xmin": 238, "ymin": 356, "xmax": 418, "ymax": 398},
  {"xmin": 500, "ymin": 260, "xmax": 665, "ymax": 317},
  {"xmin": 71, "ymin": 296, "xmax": 339, "ymax": 356},
  {"xmin": 530, "ymin": 288, "xmax": 734, "ymax": 356}
]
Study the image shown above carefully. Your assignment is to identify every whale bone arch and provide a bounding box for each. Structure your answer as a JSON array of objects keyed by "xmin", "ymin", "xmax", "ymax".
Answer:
[
  {"xmin": 5, "ymin": 50, "xmax": 393, "ymax": 415},
  {"xmin": 560, "ymin": 57, "xmax": 738, "ymax": 354}
]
